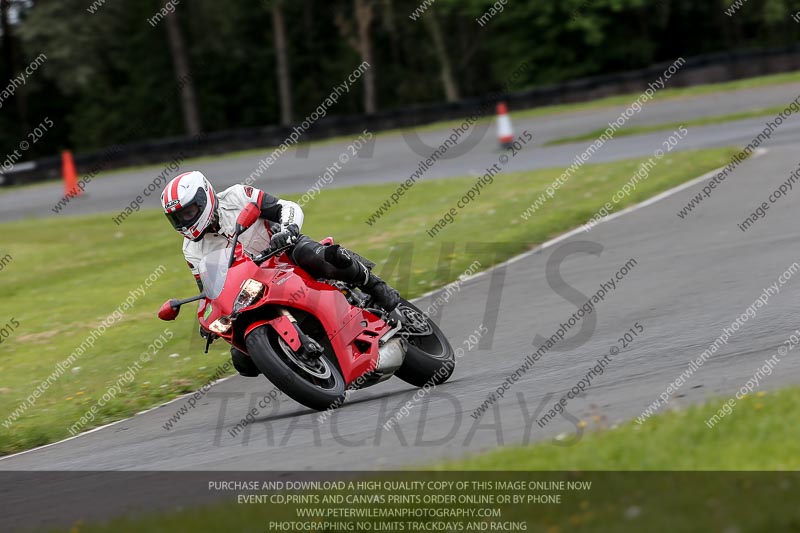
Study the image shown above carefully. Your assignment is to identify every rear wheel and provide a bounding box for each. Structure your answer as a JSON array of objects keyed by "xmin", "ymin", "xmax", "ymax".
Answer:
[
  {"xmin": 393, "ymin": 299, "xmax": 456, "ymax": 387},
  {"xmin": 245, "ymin": 325, "xmax": 346, "ymax": 412}
]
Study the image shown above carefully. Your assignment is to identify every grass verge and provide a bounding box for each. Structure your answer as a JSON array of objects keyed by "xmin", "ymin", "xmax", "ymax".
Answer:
[
  {"xmin": 441, "ymin": 387, "xmax": 800, "ymax": 470},
  {"xmin": 44, "ymin": 386, "xmax": 800, "ymax": 533},
  {"xmin": 546, "ymin": 105, "xmax": 786, "ymax": 146},
  {"xmin": 0, "ymin": 147, "xmax": 737, "ymax": 455},
  {"xmin": 512, "ymin": 70, "xmax": 800, "ymax": 122}
]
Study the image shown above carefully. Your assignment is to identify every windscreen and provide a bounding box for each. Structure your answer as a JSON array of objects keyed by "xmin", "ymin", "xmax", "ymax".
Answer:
[
  {"xmin": 197, "ymin": 230, "xmax": 267, "ymax": 300},
  {"xmin": 197, "ymin": 247, "xmax": 230, "ymax": 300}
]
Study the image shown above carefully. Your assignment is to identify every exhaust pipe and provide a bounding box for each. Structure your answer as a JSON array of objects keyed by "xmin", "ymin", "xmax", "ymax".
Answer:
[
  {"xmin": 376, "ymin": 338, "xmax": 405, "ymax": 375},
  {"xmin": 352, "ymin": 338, "xmax": 406, "ymax": 390}
]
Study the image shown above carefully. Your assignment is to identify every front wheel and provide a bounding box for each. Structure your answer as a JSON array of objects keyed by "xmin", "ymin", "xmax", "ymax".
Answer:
[
  {"xmin": 245, "ymin": 326, "xmax": 346, "ymax": 412},
  {"xmin": 393, "ymin": 299, "xmax": 456, "ymax": 387}
]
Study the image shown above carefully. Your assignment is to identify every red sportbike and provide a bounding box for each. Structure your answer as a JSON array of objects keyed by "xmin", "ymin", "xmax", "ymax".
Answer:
[{"xmin": 158, "ymin": 203, "xmax": 455, "ymax": 411}]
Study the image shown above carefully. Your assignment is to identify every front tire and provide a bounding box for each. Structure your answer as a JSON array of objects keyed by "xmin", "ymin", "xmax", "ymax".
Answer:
[
  {"xmin": 245, "ymin": 326, "xmax": 346, "ymax": 412},
  {"xmin": 231, "ymin": 347, "xmax": 260, "ymax": 377},
  {"xmin": 394, "ymin": 299, "xmax": 456, "ymax": 387}
]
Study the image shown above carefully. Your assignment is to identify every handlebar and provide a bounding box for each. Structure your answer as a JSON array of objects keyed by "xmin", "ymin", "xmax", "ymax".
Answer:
[{"xmin": 253, "ymin": 244, "xmax": 294, "ymax": 265}]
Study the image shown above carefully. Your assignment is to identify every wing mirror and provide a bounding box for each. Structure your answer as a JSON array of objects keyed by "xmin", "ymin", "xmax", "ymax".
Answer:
[
  {"xmin": 158, "ymin": 300, "xmax": 180, "ymax": 321},
  {"xmin": 236, "ymin": 202, "xmax": 261, "ymax": 234},
  {"xmin": 158, "ymin": 294, "xmax": 206, "ymax": 321}
]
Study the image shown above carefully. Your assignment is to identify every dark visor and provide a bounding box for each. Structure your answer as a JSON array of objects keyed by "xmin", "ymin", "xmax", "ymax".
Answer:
[{"xmin": 166, "ymin": 188, "xmax": 207, "ymax": 230}]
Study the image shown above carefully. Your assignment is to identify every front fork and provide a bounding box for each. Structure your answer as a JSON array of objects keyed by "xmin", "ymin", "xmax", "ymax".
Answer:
[
  {"xmin": 277, "ymin": 307, "xmax": 324, "ymax": 356},
  {"xmin": 243, "ymin": 307, "xmax": 321, "ymax": 356}
]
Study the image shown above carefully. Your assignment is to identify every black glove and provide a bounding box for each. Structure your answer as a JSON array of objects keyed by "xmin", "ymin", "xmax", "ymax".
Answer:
[{"xmin": 270, "ymin": 224, "xmax": 299, "ymax": 250}]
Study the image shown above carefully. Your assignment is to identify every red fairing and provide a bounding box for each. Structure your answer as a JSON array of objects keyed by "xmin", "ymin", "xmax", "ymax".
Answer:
[{"xmin": 196, "ymin": 248, "xmax": 389, "ymax": 386}]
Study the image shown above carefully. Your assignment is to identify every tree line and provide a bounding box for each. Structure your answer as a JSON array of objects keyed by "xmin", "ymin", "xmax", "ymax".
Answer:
[{"xmin": 0, "ymin": 0, "xmax": 798, "ymax": 161}]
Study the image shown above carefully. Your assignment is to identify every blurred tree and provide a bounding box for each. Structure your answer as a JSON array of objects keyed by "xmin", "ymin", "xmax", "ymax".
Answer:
[
  {"xmin": 3, "ymin": 0, "xmax": 800, "ymax": 158},
  {"xmin": 423, "ymin": 9, "xmax": 460, "ymax": 101},
  {"xmin": 270, "ymin": 0, "xmax": 293, "ymax": 125},
  {"xmin": 0, "ymin": 0, "xmax": 29, "ymax": 135},
  {"xmin": 336, "ymin": 0, "xmax": 377, "ymax": 113},
  {"xmin": 164, "ymin": 2, "xmax": 201, "ymax": 135},
  {"xmin": 17, "ymin": 0, "xmax": 184, "ymax": 150}
]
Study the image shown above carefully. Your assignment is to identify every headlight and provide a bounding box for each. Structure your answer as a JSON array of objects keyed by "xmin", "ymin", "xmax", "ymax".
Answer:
[
  {"xmin": 233, "ymin": 279, "xmax": 265, "ymax": 313},
  {"xmin": 209, "ymin": 316, "xmax": 231, "ymax": 334}
]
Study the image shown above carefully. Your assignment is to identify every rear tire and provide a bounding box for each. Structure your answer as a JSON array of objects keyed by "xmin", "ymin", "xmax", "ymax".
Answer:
[
  {"xmin": 245, "ymin": 325, "xmax": 347, "ymax": 412},
  {"xmin": 394, "ymin": 299, "xmax": 456, "ymax": 387}
]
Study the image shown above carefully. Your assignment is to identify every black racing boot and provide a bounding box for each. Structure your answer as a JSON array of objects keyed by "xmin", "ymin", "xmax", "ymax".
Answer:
[
  {"xmin": 355, "ymin": 262, "xmax": 401, "ymax": 311},
  {"xmin": 231, "ymin": 347, "xmax": 260, "ymax": 377},
  {"xmin": 323, "ymin": 244, "xmax": 400, "ymax": 311}
]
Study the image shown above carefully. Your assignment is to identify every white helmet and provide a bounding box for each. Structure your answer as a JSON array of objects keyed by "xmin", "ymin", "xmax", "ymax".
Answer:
[{"xmin": 161, "ymin": 171, "xmax": 217, "ymax": 241}]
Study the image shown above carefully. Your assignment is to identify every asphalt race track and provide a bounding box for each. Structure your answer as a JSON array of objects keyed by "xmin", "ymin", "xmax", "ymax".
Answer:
[{"xmin": 3, "ymin": 84, "xmax": 800, "ymax": 527}]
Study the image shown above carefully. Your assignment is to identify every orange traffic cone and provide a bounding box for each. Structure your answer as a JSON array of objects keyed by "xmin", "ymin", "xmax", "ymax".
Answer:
[
  {"xmin": 62, "ymin": 150, "xmax": 81, "ymax": 197},
  {"xmin": 496, "ymin": 102, "xmax": 514, "ymax": 149}
]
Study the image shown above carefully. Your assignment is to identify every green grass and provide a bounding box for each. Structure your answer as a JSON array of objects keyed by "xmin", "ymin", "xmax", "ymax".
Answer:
[
  {"xmin": 546, "ymin": 105, "xmax": 786, "ymax": 146},
  {"xmin": 45, "ymin": 386, "xmax": 800, "ymax": 533},
  {"xmin": 0, "ymin": 147, "xmax": 737, "ymax": 455},
  {"xmin": 513, "ymin": 69, "xmax": 800, "ymax": 122},
  {"xmin": 442, "ymin": 387, "xmax": 800, "ymax": 470}
]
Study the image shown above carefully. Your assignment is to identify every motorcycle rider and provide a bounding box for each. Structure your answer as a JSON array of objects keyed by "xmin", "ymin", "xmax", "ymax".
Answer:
[{"xmin": 161, "ymin": 170, "xmax": 400, "ymax": 377}]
